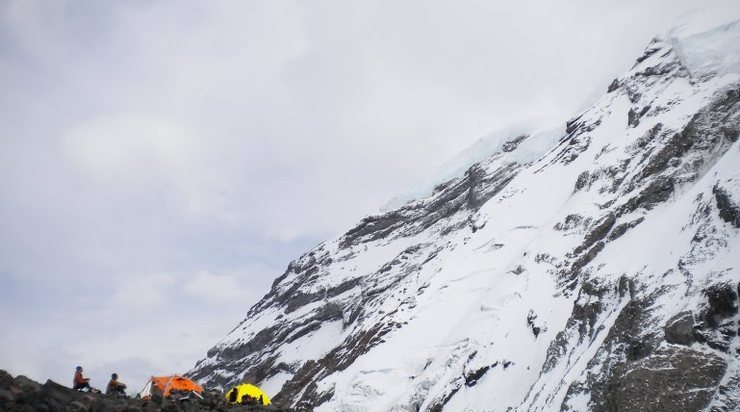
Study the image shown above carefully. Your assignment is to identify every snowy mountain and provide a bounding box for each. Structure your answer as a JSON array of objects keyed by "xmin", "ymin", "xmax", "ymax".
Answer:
[{"xmin": 191, "ymin": 17, "xmax": 740, "ymax": 411}]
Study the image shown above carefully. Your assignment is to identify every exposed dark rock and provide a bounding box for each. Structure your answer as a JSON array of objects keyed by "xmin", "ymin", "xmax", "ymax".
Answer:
[
  {"xmin": 274, "ymin": 322, "xmax": 392, "ymax": 407},
  {"xmin": 553, "ymin": 214, "xmax": 589, "ymax": 232},
  {"xmin": 609, "ymin": 297, "xmax": 660, "ymax": 360},
  {"xmin": 428, "ymin": 380, "xmax": 462, "ymax": 412},
  {"xmin": 565, "ymin": 114, "xmax": 584, "ymax": 135},
  {"xmin": 285, "ymin": 277, "xmax": 359, "ymax": 314},
  {"xmin": 574, "ymin": 214, "xmax": 616, "ymax": 255},
  {"xmin": 607, "ymin": 79, "xmax": 620, "ymax": 93},
  {"xmin": 13, "ymin": 375, "xmax": 41, "ymax": 396},
  {"xmin": 574, "ymin": 171, "xmax": 590, "ymax": 191},
  {"xmin": 603, "ymin": 347, "xmax": 726, "ymax": 412},
  {"xmin": 607, "ymin": 217, "xmax": 645, "ymax": 241},
  {"xmin": 502, "ymin": 135, "xmax": 529, "ymax": 152},
  {"xmin": 617, "ymin": 275, "xmax": 635, "ymax": 298},
  {"xmin": 713, "ymin": 373, "xmax": 740, "ymax": 412},
  {"xmin": 553, "ymin": 134, "xmax": 593, "ymax": 166},
  {"xmin": 636, "ymin": 129, "xmax": 694, "ymax": 181},
  {"xmin": 634, "ymin": 43, "xmax": 662, "ymax": 65},
  {"xmin": 527, "ymin": 310, "xmax": 542, "ymax": 338},
  {"xmin": 541, "ymin": 281, "xmax": 611, "ymax": 377},
  {"xmin": 338, "ymin": 161, "xmax": 521, "ymax": 249},
  {"xmin": 620, "ymin": 176, "xmax": 674, "ymax": 214},
  {"xmin": 194, "ymin": 299, "xmax": 347, "ymax": 387},
  {"xmin": 628, "ymin": 123, "xmax": 664, "ymax": 152},
  {"xmin": 625, "ymin": 338, "xmax": 651, "ymax": 361},
  {"xmin": 628, "ymin": 105, "xmax": 651, "ymax": 128},
  {"xmin": 41, "ymin": 380, "xmax": 78, "ymax": 407},
  {"xmin": 636, "ymin": 59, "xmax": 680, "ymax": 77},
  {"xmin": 464, "ymin": 366, "xmax": 490, "ymax": 387},
  {"xmin": 236, "ymin": 354, "xmax": 281, "ymax": 388},
  {"xmin": 573, "ymin": 301, "xmax": 603, "ymax": 339},
  {"xmin": 620, "ymin": 86, "xmax": 739, "ymax": 209},
  {"xmin": 627, "ymin": 88, "xmax": 642, "ymax": 104},
  {"xmin": 540, "ymin": 333, "xmax": 568, "ymax": 375},
  {"xmin": 561, "ymin": 294, "xmax": 663, "ymax": 411},
  {"xmin": 468, "ymin": 215, "xmax": 486, "ymax": 233},
  {"xmin": 339, "ymin": 211, "xmax": 407, "ymax": 249},
  {"xmin": 570, "ymin": 241, "xmax": 605, "ymax": 277},
  {"xmin": 215, "ymin": 326, "xmax": 281, "ymax": 363},
  {"xmin": 713, "ymin": 184, "xmax": 740, "ymax": 228},
  {"xmin": 702, "ymin": 283, "xmax": 739, "ymax": 328},
  {"xmin": 0, "ymin": 371, "xmax": 13, "ymax": 390},
  {"xmin": 627, "ymin": 108, "xmax": 638, "ymax": 128},
  {"xmin": 663, "ymin": 311, "xmax": 696, "ymax": 345}
]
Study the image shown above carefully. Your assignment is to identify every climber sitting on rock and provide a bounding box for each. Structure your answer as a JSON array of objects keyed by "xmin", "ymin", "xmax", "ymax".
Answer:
[
  {"xmin": 73, "ymin": 366, "xmax": 92, "ymax": 392},
  {"xmin": 106, "ymin": 373, "xmax": 127, "ymax": 396}
]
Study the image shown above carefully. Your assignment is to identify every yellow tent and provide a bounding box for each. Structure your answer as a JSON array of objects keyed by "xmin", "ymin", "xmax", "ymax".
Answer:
[{"xmin": 225, "ymin": 383, "xmax": 271, "ymax": 405}]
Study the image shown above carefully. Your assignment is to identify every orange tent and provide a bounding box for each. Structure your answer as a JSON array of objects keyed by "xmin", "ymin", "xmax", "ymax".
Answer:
[{"xmin": 139, "ymin": 375, "xmax": 203, "ymax": 399}]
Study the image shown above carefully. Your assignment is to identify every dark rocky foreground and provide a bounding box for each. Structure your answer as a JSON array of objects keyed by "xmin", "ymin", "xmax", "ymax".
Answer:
[{"xmin": 0, "ymin": 370, "xmax": 292, "ymax": 412}]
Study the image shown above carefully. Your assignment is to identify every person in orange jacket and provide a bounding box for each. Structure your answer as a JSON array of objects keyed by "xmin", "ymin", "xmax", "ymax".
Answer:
[
  {"xmin": 73, "ymin": 366, "xmax": 92, "ymax": 391},
  {"xmin": 106, "ymin": 373, "xmax": 127, "ymax": 396}
]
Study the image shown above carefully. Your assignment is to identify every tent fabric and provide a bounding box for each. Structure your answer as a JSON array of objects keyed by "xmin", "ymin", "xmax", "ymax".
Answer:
[
  {"xmin": 225, "ymin": 383, "xmax": 271, "ymax": 405},
  {"xmin": 139, "ymin": 375, "xmax": 203, "ymax": 399}
]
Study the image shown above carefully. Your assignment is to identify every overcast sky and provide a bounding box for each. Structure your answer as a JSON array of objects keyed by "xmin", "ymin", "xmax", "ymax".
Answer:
[{"xmin": 1, "ymin": 0, "xmax": 735, "ymax": 393}]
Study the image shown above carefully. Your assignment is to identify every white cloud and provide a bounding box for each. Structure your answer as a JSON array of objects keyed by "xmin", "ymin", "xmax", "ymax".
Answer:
[
  {"xmin": 61, "ymin": 115, "xmax": 199, "ymax": 175},
  {"xmin": 59, "ymin": 114, "xmax": 229, "ymax": 217},
  {"xmin": 183, "ymin": 270, "xmax": 258, "ymax": 305},
  {"xmin": 110, "ymin": 272, "xmax": 176, "ymax": 313}
]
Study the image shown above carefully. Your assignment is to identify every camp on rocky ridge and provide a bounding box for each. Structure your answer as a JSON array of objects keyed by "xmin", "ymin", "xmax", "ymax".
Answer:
[{"xmin": 1, "ymin": 1, "xmax": 739, "ymax": 412}]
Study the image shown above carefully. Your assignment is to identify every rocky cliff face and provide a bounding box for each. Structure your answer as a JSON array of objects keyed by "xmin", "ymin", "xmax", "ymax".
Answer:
[{"xmin": 191, "ymin": 19, "xmax": 740, "ymax": 411}]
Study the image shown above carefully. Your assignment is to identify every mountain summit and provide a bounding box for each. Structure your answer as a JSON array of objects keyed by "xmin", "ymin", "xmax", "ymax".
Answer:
[{"xmin": 191, "ymin": 18, "xmax": 740, "ymax": 411}]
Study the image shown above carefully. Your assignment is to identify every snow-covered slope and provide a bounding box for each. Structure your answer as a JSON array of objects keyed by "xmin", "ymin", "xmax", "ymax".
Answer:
[{"xmin": 191, "ymin": 18, "xmax": 740, "ymax": 411}]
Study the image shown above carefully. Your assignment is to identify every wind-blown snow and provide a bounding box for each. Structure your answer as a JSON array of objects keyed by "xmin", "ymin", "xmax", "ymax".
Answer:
[
  {"xmin": 671, "ymin": 21, "xmax": 740, "ymax": 77},
  {"xmin": 384, "ymin": 123, "xmax": 564, "ymax": 211}
]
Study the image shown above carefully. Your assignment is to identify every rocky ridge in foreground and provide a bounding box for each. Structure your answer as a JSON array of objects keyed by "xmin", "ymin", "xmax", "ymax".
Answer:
[{"xmin": 0, "ymin": 370, "xmax": 290, "ymax": 412}]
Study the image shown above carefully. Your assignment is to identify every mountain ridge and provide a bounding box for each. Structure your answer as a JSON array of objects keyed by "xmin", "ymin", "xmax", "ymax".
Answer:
[{"xmin": 191, "ymin": 18, "xmax": 740, "ymax": 411}]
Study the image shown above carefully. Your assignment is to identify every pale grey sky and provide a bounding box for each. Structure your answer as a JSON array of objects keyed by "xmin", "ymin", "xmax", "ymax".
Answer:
[{"xmin": 0, "ymin": 0, "xmax": 733, "ymax": 392}]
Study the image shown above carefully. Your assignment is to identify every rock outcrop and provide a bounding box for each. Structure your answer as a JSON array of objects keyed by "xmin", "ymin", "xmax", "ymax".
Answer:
[{"xmin": 0, "ymin": 370, "xmax": 291, "ymax": 412}]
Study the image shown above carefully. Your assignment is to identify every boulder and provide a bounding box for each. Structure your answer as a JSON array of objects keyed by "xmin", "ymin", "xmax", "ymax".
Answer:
[
  {"xmin": 664, "ymin": 311, "xmax": 696, "ymax": 345},
  {"xmin": 703, "ymin": 283, "xmax": 738, "ymax": 327},
  {"xmin": 0, "ymin": 370, "xmax": 14, "ymax": 389},
  {"xmin": 12, "ymin": 376, "xmax": 41, "ymax": 395},
  {"xmin": 68, "ymin": 400, "xmax": 88, "ymax": 411},
  {"xmin": 0, "ymin": 388, "xmax": 14, "ymax": 403},
  {"xmin": 605, "ymin": 346, "xmax": 726, "ymax": 411},
  {"xmin": 41, "ymin": 379, "xmax": 77, "ymax": 405}
]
